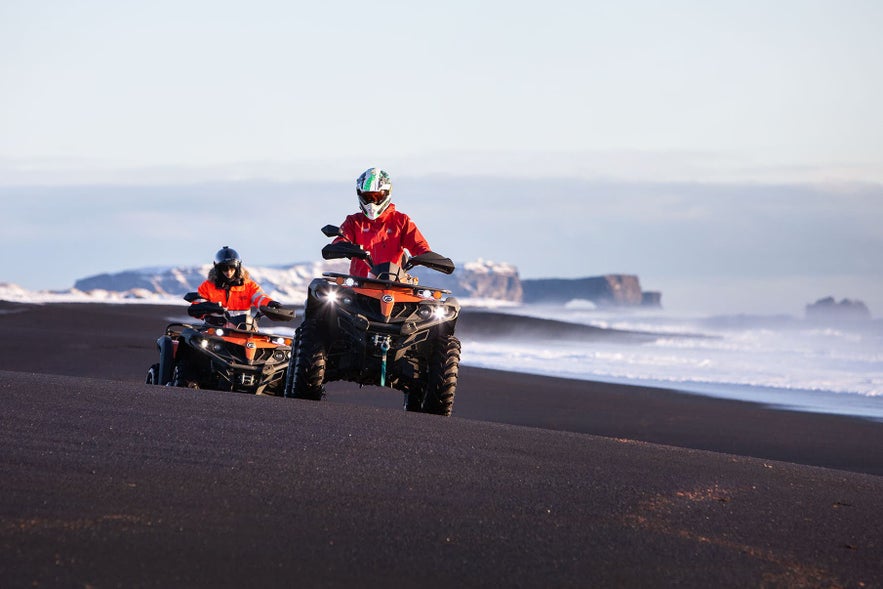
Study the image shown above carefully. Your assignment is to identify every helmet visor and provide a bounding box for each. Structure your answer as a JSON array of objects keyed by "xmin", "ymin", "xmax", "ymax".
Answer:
[{"xmin": 359, "ymin": 191, "xmax": 387, "ymax": 204}]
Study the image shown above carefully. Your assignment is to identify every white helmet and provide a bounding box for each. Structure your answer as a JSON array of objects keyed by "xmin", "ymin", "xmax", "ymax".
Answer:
[{"xmin": 356, "ymin": 167, "xmax": 392, "ymax": 220}]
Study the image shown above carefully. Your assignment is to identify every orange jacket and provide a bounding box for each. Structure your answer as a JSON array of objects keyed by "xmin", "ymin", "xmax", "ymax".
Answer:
[
  {"xmin": 196, "ymin": 278, "xmax": 272, "ymax": 311},
  {"xmin": 334, "ymin": 204, "xmax": 430, "ymax": 277}
]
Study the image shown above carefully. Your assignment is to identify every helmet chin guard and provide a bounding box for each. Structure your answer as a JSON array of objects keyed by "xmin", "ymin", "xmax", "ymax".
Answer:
[{"xmin": 359, "ymin": 197, "xmax": 391, "ymax": 220}]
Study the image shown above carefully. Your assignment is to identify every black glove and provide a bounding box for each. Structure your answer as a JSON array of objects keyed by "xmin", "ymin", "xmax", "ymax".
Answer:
[{"xmin": 267, "ymin": 301, "xmax": 282, "ymax": 309}]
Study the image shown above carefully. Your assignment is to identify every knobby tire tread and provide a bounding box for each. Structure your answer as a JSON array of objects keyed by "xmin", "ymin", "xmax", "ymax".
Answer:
[{"xmin": 422, "ymin": 336, "xmax": 460, "ymax": 416}]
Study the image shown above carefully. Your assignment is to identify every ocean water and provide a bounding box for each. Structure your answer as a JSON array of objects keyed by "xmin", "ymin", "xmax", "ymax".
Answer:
[
  {"xmin": 6, "ymin": 290, "xmax": 882, "ymax": 420},
  {"xmin": 458, "ymin": 304, "xmax": 883, "ymax": 421}
]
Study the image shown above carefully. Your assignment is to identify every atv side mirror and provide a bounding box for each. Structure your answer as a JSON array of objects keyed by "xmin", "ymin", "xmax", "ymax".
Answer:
[
  {"xmin": 406, "ymin": 252, "xmax": 456, "ymax": 275},
  {"xmin": 322, "ymin": 224, "xmax": 342, "ymax": 238}
]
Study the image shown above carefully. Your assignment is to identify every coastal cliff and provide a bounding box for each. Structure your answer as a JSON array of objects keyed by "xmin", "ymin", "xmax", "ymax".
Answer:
[{"xmin": 57, "ymin": 261, "xmax": 661, "ymax": 307}]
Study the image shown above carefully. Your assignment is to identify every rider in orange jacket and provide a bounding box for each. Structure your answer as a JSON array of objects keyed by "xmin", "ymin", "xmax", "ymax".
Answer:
[
  {"xmin": 195, "ymin": 246, "xmax": 277, "ymax": 311},
  {"xmin": 333, "ymin": 167, "xmax": 431, "ymax": 277}
]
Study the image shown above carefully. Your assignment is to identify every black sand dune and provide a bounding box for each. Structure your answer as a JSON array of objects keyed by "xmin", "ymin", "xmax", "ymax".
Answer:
[{"xmin": 1, "ymin": 300, "xmax": 882, "ymax": 587}]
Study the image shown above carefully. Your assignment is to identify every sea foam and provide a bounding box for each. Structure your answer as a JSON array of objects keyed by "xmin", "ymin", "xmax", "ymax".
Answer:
[{"xmin": 460, "ymin": 306, "xmax": 883, "ymax": 420}]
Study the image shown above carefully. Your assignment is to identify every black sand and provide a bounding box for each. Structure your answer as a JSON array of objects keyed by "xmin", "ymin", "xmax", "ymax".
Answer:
[{"xmin": 1, "ymin": 301, "xmax": 881, "ymax": 587}]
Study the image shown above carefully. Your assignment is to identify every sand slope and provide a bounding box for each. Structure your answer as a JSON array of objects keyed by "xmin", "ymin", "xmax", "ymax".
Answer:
[{"xmin": 1, "ymin": 301, "xmax": 881, "ymax": 587}]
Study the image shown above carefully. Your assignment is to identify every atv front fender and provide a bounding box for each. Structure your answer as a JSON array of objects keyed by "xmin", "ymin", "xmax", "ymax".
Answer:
[{"xmin": 156, "ymin": 335, "xmax": 175, "ymax": 385}]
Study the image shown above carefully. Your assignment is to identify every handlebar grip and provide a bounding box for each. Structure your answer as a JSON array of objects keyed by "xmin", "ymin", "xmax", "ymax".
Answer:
[{"xmin": 188, "ymin": 302, "xmax": 225, "ymax": 318}]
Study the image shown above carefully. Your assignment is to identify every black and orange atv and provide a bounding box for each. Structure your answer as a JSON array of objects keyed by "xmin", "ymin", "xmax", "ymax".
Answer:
[
  {"xmin": 284, "ymin": 225, "xmax": 461, "ymax": 415},
  {"xmin": 146, "ymin": 293, "xmax": 295, "ymax": 395}
]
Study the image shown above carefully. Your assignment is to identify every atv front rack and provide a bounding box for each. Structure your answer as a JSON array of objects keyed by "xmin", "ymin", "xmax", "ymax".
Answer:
[{"xmin": 322, "ymin": 272, "xmax": 452, "ymax": 295}]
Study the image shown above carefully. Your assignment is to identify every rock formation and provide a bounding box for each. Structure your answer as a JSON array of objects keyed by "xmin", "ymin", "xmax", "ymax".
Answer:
[
  {"xmin": 805, "ymin": 297, "xmax": 871, "ymax": 321},
  {"xmin": 521, "ymin": 275, "xmax": 650, "ymax": 307}
]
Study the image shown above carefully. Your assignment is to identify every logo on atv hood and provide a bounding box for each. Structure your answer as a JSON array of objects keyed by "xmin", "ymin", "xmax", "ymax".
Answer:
[{"xmin": 381, "ymin": 294, "xmax": 394, "ymax": 303}]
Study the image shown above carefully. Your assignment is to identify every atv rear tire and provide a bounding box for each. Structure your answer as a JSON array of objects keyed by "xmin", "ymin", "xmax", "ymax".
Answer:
[
  {"xmin": 285, "ymin": 321, "xmax": 326, "ymax": 401},
  {"xmin": 421, "ymin": 336, "xmax": 460, "ymax": 416},
  {"xmin": 146, "ymin": 364, "xmax": 160, "ymax": 385}
]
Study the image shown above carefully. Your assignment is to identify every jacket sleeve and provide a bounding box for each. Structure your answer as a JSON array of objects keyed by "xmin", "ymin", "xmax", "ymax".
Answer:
[
  {"xmin": 246, "ymin": 281, "xmax": 272, "ymax": 308},
  {"xmin": 400, "ymin": 215, "xmax": 430, "ymax": 256},
  {"xmin": 333, "ymin": 216, "xmax": 358, "ymax": 245},
  {"xmin": 196, "ymin": 280, "xmax": 215, "ymax": 303}
]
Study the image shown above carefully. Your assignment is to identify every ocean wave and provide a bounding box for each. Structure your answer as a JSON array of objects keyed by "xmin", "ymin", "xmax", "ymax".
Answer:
[{"xmin": 459, "ymin": 305, "xmax": 883, "ymax": 419}]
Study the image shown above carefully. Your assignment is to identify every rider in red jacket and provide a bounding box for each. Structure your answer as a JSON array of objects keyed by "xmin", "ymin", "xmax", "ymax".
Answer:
[{"xmin": 334, "ymin": 167, "xmax": 431, "ymax": 277}]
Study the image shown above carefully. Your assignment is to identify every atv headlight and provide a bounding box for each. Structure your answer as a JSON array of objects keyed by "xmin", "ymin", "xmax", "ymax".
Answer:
[
  {"xmin": 199, "ymin": 338, "xmax": 210, "ymax": 349},
  {"xmin": 316, "ymin": 283, "xmax": 339, "ymax": 304},
  {"xmin": 417, "ymin": 304, "xmax": 451, "ymax": 321}
]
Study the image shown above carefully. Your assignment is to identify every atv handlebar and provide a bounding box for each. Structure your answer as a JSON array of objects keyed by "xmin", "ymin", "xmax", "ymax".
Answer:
[
  {"xmin": 185, "ymin": 295, "xmax": 295, "ymax": 323},
  {"xmin": 404, "ymin": 251, "xmax": 455, "ymax": 275},
  {"xmin": 259, "ymin": 305, "xmax": 295, "ymax": 322},
  {"xmin": 319, "ymin": 225, "xmax": 455, "ymax": 275},
  {"xmin": 322, "ymin": 241, "xmax": 373, "ymax": 266},
  {"xmin": 188, "ymin": 301, "xmax": 225, "ymax": 318}
]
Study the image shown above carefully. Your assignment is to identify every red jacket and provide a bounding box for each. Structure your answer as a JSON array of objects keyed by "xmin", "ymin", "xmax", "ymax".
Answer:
[
  {"xmin": 196, "ymin": 278, "xmax": 272, "ymax": 311},
  {"xmin": 334, "ymin": 204, "xmax": 431, "ymax": 277}
]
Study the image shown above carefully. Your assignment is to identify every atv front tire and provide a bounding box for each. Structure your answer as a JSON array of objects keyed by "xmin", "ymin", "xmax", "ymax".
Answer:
[
  {"xmin": 285, "ymin": 321, "xmax": 326, "ymax": 401},
  {"xmin": 421, "ymin": 336, "xmax": 460, "ymax": 416}
]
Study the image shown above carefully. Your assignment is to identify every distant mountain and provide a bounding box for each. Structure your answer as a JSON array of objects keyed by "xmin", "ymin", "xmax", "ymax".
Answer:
[
  {"xmin": 68, "ymin": 259, "xmax": 524, "ymax": 305},
  {"xmin": 0, "ymin": 283, "xmax": 32, "ymax": 301},
  {"xmin": 72, "ymin": 260, "xmax": 351, "ymax": 304},
  {"xmin": 3, "ymin": 261, "xmax": 660, "ymax": 307}
]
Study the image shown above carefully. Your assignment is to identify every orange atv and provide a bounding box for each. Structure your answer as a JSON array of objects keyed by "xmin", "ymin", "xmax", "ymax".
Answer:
[
  {"xmin": 284, "ymin": 225, "xmax": 461, "ymax": 415},
  {"xmin": 146, "ymin": 293, "xmax": 295, "ymax": 395}
]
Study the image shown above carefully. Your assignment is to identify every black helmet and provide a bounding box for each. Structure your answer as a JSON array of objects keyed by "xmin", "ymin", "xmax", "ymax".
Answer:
[
  {"xmin": 214, "ymin": 246, "xmax": 242, "ymax": 269},
  {"xmin": 212, "ymin": 246, "xmax": 243, "ymax": 287}
]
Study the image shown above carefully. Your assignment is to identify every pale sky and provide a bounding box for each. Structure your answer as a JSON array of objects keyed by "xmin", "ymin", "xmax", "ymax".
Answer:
[
  {"xmin": 1, "ymin": 1, "xmax": 882, "ymax": 315},
  {"xmin": 2, "ymin": 0, "xmax": 882, "ymax": 181}
]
